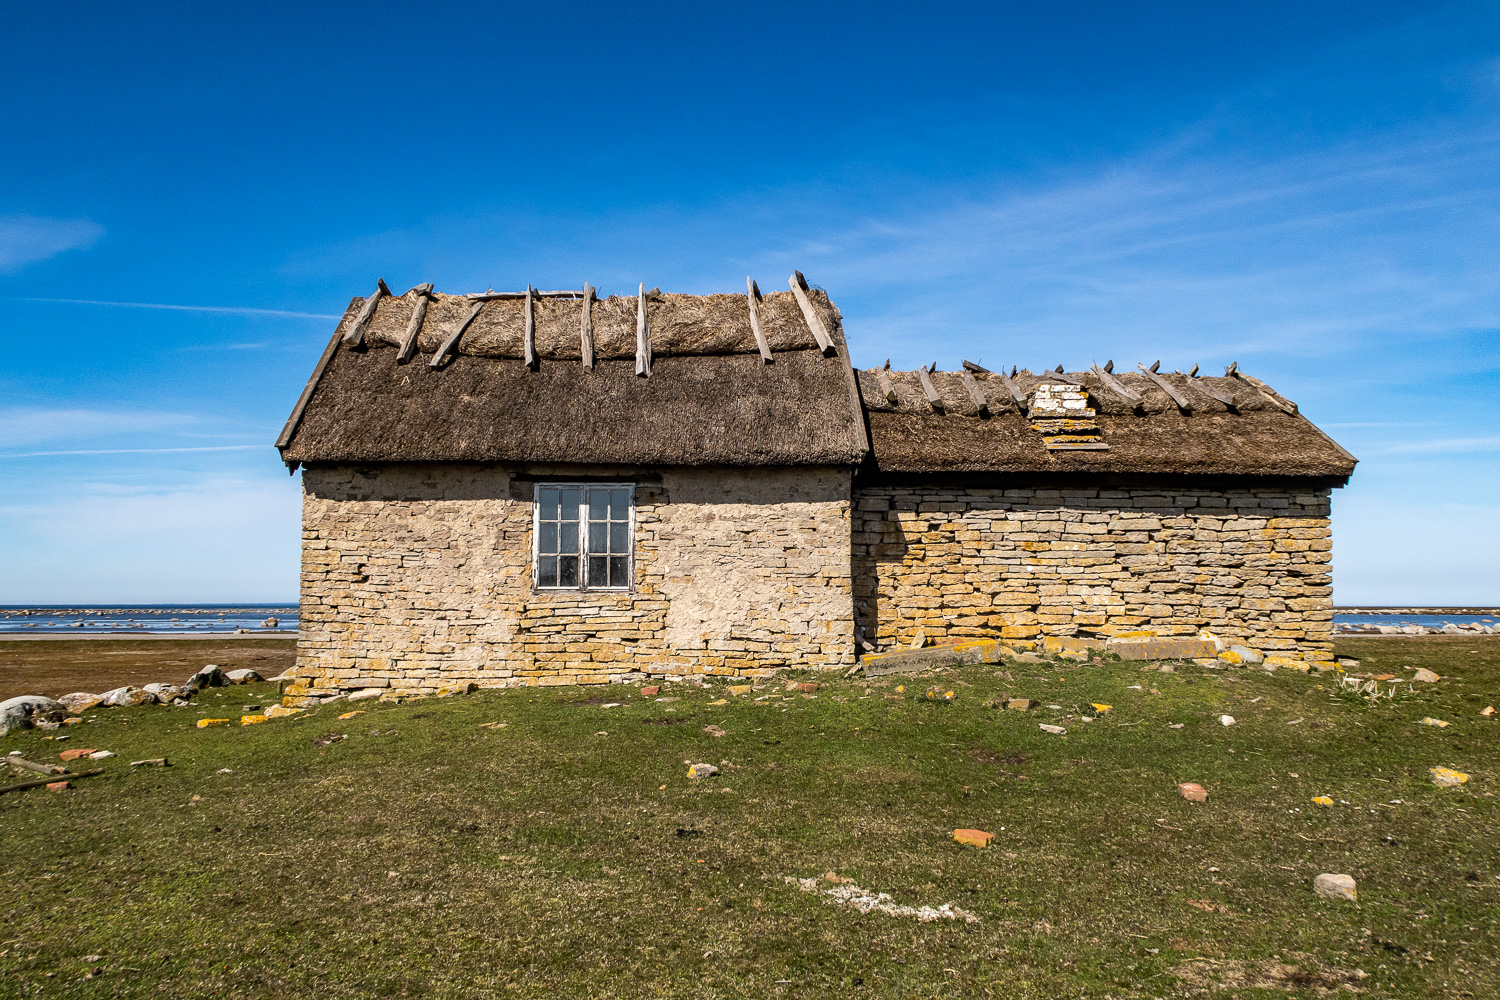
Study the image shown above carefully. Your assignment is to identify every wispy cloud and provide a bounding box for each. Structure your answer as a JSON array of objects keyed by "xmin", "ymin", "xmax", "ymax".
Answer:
[
  {"xmin": 1383, "ymin": 436, "xmax": 1500, "ymax": 454},
  {"xmin": 0, "ymin": 407, "xmax": 196, "ymax": 449},
  {"xmin": 15, "ymin": 297, "xmax": 339, "ymax": 320},
  {"xmin": 0, "ymin": 445, "xmax": 269, "ymax": 460},
  {"xmin": 0, "ymin": 215, "xmax": 104, "ymax": 273}
]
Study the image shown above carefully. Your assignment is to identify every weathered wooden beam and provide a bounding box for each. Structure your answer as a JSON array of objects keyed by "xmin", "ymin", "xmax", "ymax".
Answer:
[
  {"xmin": 961, "ymin": 359, "xmax": 992, "ymax": 373},
  {"xmin": 1040, "ymin": 367, "xmax": 1090, "ymax": 387},
  {"xmin": 1089, "ymin": 363, "xmax": 1143, "ymax": 404},
  {"xmin": 998, "ymin": 370, "xmax": 1029, "ymax": 411},
  {"xmin": 959, "ymin": 371, "xmax": 990, "ymax": 415},
  {"xmin": 580, "ymin": 282, "xmax": 595, "ymax": 369},
  {"xmin": 1136, "ymin": 364, "xmax": 1193, "ymax": 412},
  {"xmin": 875, "ymin": 368, "xmax": 898, "ymax": 405},
  {"xmin": 635, "ymin": 283, "xmax": 652, "ymax": 377},
  {"xmin": 788, "ymin": 271, "xmax": 836, "ymax": 356},
  {"xmin": 746, "ymin": 277, "xmax": 772, "ymax": 363},
  {"xmin": 1233, "ymin": 371, "xmax": 1298, "ymax": 414},
  {"xmin": 341, "ymin": 279, "xmax": 391, "ymax": 348},
  {"xmin": 915, "ymin": 367, "xmax": 944, "ymax": 412},
  {"xmin": 465, "ymin": 289, "xmax": 585, "ymax": 301},
  {"xmin": 428, "ymin": 300, "xmax": 483, "ymax": 369},
  {"xmin": 0, "ymin": 767, "xmax": 104, "ymax": 796},
  {"xmin": 396, "ymin": 284, "xmax": 435, "ymax": 363},
  {"xmin": 277, "ymin": 325, "xmax": 345, "ymax": 450},
  {"xmin": 1187, "ymin": 374, "xmax": 1238, "ymax": 407},
  {"xmin": 523, "ymin": 286, "xmax": 538, "ymax": 370}
]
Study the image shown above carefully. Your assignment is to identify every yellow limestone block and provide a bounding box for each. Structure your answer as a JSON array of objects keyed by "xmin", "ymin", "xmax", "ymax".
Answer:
[
  {"xmin": 1419, "ymin": 718, "xmax": 1451, "ymax": 728},
  {"xmin": 728, "ymin": 685, "xmax": 753, "ymax": 696},
  {"xmin": 1217, "ymin": 649, "xmax": 1245, "ymax": 665},
  {"xmin": 241, "ymin": 714, "xmax": 268, "ymax": 726},
  {"xmin": 1312, "ymin": 796, "xmax": 1334, "ymax": 807},
  {"xmin": 265, "ymin": 705, "xmax": 303, "ymax": 719},
  {"xmin": 337, "ymin": 710, "xmax": 365, "ymax": 720},
  {"xmin": 708, "ymin": 699, "xmax": 727, "ymax": 706},
  {"xmin": 953, "ymin": 829, "xmax": 995, "ymax": 848},
  {"xmin": 196, "ymin": 718, "xmax": 231, "ymax": 728},
  {"xmin": 1430, "ymin": 766, "xmax": 1469, "ymax": 787},
  {"xmin": 1091, "ymin": 703, "xmax": 1112, "ymax": 714}
]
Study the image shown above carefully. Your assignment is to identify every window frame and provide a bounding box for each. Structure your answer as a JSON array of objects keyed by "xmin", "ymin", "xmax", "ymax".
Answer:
[{"xmin": 530, "ymin": 482, "xmax": 636, "ymax": 593}]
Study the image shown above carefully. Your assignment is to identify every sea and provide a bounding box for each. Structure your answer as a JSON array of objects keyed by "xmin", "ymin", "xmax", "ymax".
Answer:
[
  {"xmin": 0, "ymin": 605, "xmax": 1493, "ymax": 635},
  {"xmin": 0, "ymin": 605, "xmax": 299, "ymax": 635}
]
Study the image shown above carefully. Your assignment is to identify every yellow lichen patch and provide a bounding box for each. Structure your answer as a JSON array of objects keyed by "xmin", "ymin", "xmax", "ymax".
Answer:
[
  {"xmin": 1431, "ymin": 767, "xmax": 1470, "ymax": 787},
  {"xmin": 1312, "ymin": 796, "xmax": 1334, "ymax": 807},
  {"xmin": 728, "ymin": 685, "xmax": 753, "ymax": 696},
  {"xmin": 265, "ymin": 705, "xmax": 303, "ymax": 719},
  {"xmin": 1091, "ymin": 703, "xmax": 1112, "ymax": 713},
  {"xmin": 708, "ymin": 699, "xmax": 727, "ymax": 706},
  {"xmin": 953, "ymin": 828, "xmax": 995, "ymax": 848},
  {"xmin": 196, "ymin": 718, "xmax": 231, "ymax": 728},
  {"xmin": 337, "ymin": 710, "xmax": 365, "ymax": 720},
  {"xmin": 241, "ymin": 714, "xmax": 268, "ymax": 726},
  {"xmin": 1419, "ymin": 718, "xmax": 1451, "ymax": 728}
]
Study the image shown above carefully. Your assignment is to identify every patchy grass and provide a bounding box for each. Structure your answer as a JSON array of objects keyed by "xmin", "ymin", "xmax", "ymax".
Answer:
[{"xmin": 1, "ymin": 636, "xmax": 1497, "ymax": 998}]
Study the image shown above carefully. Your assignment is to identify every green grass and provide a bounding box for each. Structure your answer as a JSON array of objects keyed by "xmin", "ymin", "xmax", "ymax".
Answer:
[{"xmin": 1, "ymin": 636, "xmax": 1497, "ymax": 998}]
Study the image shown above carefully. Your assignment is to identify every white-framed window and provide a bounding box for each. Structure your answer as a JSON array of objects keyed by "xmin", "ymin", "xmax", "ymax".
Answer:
[{"xmin": 533, "ymin": 484, "xmax": 634, "ymax": 591}]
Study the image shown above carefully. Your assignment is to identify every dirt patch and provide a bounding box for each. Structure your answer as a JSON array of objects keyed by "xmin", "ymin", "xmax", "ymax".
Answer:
[
  {"xmin": 1172, "ymin": 954, "xmax": 1367, "ymax": 993},
  {"xmin": 641, "ymin": 718, "xmax": 693, "ymax": 726},
  {"xmin": 0, "ymin": 639, "xmax": 296, "ymax": 700},
  {"xmin": 970, "ymin": 748, "xmax": 1026, "ymax": 766}
]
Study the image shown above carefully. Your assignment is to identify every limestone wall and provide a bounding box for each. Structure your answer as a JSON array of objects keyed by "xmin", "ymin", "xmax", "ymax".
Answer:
[
  {"xmin": 295, "ymin": 464, "xmax": 854, "ymax": 693},
  {"xmin": 852, "ymin": 485, "xmax": 1335, "ymax": 661}
]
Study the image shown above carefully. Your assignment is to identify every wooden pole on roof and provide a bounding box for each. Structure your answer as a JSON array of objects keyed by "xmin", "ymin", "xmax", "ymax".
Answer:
[
  {"xmin": 1042, "ymin": 366, "xmax": 1091, "ymax": 388},
  {"xmin": 1089, "ymin": 363, "xmax": 1142, "ymax": 404},
  {"xmin": 635, "ymin": 283, "xmax": 652, "ymax": 377},
  {"xmin": 746, "ymin": 277, "xmax": 773, "ymax": 363},
  {"xmin": 341, "ymin": 278, "xmax": 391, "ymax": 349},
  {"xmin": 959, "ymin": 371, "xmax": 991, "ymax": 416},
  {"xmin": 915, "ymin": 366, "xmax": 944, "ymax": 412},
  {"xmin": 1186, "ymin": 371, "xmax": 1237, "ymax": 407},
  {"xmin": 580, "ymin": 282, "xmax": 595, "ymax": 369},
  {"xmin": 1230, "ymin": 370, "xmax": 1298, "ymax": 414},
  {"xmin": 875, "ymin": 368, "xmax": 898, "ymax": 405},
  {"xmin": 997, "ymin": 369, "xmax": 1028, "ymax": 412},
  {"xmin": 524, "ymin": 286, "xmax": 538, "ymax": 370},
  {"xmin": 1136, "ymin": 364, "xmax": 1193, "ymax": 412},
  {"xmin": 428, "ymin": 300, "xmax": 483, "ymax": 369},
  {"xmin": 788, "ymin": 271, "xmax": 836, "ymax": 356},
  {"xmin": 466, "ymin": 289, "xmax": 584, "ymax": 301},
  {"xmin": 396, "ymin": 284, "xmax": 435, "ymax": 363}
]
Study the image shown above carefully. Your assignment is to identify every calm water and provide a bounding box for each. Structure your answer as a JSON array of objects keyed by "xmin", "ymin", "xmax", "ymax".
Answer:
[
  {"xmin": 1334, "ymin": 614, "xmax": 1496, "ymax": 627},
  {"xmin": 0, "ymin": 605, "xmax": 299, "ymax": 634}
]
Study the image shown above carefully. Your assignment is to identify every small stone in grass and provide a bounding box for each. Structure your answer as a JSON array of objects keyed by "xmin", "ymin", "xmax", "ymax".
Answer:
[
  {"xmin": 1312, "ymin": 795, "xmax": 1334, "ymax": 807},
  {"xmin": 1220, "ymin": 715, "xmax": 1235, "ymax": 727},
  {"xmin": 687, "ymin": 763, "xmax": 719, "ymax": 779},
  {"xmin": 1178, "ymin": 782, "xmax": 1208, "ymax": 802},
  {"xmin": 640, "ymin": 686, "xmax": 660, "ymax": 697},
  {"xmin": 130, "ymin": 758, "xmax": 168, "ymax": 767},
  {"xmin": 1430, "ymin": 766, "xmax": 1469, "ymax": 787},
  {"xmin": 1039, "ymin": 724, "xmax": 1066, "ymax": 735},
  {"xmin": 58, "ymin": 748, "xmax": 97, "ymax": 761},
  {"xmin": 1480, "ymin": 705, "xmax": 1494, "ymax": 717},
  {"xmin": 954, "ymin": 828, "xmax": 995, "ymax": 847},
  {"xmin": 88, "ymin": 750, "xmax": 114, "ymax": 759},
  {"xmin": 703, "ymin": 725, "xmax": 727, "ymax": 737},
  {"xmin": 1411, "ymin": 668, "xmax": 1441, "ymax": 683},
  {"xmin": 1418, "ymin": 717, "xmax": 1450, "ymax": 728},
  {"xmin": 1007, "ymin": 699, "xmax": 1033, "ymax": 711},
  {"xmin": 728, "ymin": 685, "xmax": 752, "ymax": 696},
  {"xmin": 1313, "ymin": 873, "xmax": 1357, "ymax": 901},
  {"xmin": 338, "ymin": 710, "xmax": 364, "ymax": 720},
  {"xmin": 46, "ymin": 781, "xmax": 69, "ymax": 791},
  {"xmin": 196, "ymin": 719, "xmax": 231, "ymax": 728}
]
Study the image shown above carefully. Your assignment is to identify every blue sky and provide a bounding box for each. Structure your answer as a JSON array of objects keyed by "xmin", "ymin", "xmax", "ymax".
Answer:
[{"xmin": 1, "ymin": 1, "xmax": 1497, "ymax": 605}]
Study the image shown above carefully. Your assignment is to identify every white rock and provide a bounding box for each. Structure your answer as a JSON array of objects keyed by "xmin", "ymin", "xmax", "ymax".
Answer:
[
  {"xmin": 101, "ymin": 686, "xmax": 155, "ymax": 707},
  {"xmin": 226, "ymin": 669, "xmax": 263, "ymax": 684},
  {"xmin": 0, "ymin": 695, "xmax": 67, "ymax": 734},
  {"xmin": 1227, "ymin": 645, "xmax": 1264, "ymax": 664},
  {"xmin": 1220, "ymin": 715, "xmax": 1236, "ymax": 727},
  {"xmin": 89, "ymin": 750, "xmax": 115, "ymax": 759},
  {"xmin": 1313, "ymin": 873, "xmax": 1357, "ymax": 901},
  {"xmin": 1038, "ymin": 724, "xmax": 1067, "ymax": 735},
  {"xmin": 347, "ymin": 688, "xmax": 384, "ymax": 702}
]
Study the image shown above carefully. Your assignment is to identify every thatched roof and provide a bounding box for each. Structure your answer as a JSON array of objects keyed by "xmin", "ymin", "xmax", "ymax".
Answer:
[
  {"xmin": 857, "ymin": 367, "xmax": 1357, "ymax": 479},
  {"xmin": 277, "ymin": 280, "xmax": 1356, "ymax": 481},
  {"xmin": 278, "ymin": 283, "xmax": 868, "ymax": 467}
]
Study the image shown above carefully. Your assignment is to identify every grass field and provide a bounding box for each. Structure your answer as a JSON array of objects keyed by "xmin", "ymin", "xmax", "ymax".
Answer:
[{"xmin": 1, "ymin": 636, "xmax": 1496, "ymax": 998}]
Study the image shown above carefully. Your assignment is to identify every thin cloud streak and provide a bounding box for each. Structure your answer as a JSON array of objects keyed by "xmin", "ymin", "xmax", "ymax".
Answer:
[
  {"xmin": 0, "ymin": 215, "xmax": 103, "ymax": 273},
  {"xmin": 0, "ymin": 445, "xmax": 270, "ymax": 460},
  {"xmin": 15, "ymin": 297, "xmax": 339, "ymax": 320}
]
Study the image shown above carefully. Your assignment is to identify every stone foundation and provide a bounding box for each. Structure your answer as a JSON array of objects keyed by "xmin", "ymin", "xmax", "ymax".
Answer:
[
  {"xmin": 852, "ymin": 484, "xmax": 1335, "ymax": 661},
  {"xmin": 293, "ymin": 463, "xmax": 855, "ymax": 694}
]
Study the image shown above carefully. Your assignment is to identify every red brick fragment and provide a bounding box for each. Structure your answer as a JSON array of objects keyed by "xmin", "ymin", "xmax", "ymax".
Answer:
[
  {"xmin": 58, "ymin": 748, "xmax": 97, "ymax": 762},
  {"xmin": 46, "ymin": 781, "xmax": 70, "ymax": 792},
  {"xmin": 640, "ymin": 686, "xmax": 660, "ymax": 697}
]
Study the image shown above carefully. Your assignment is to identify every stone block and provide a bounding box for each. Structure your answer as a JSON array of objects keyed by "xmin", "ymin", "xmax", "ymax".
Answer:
[{"xmin": 1106, "ymin": 637, "xmax": 1219, "ymax": 660}]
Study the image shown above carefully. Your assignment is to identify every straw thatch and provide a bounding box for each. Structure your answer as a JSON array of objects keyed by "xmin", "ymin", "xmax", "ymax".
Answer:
[
  {"xmin": 358, "ymin": 287, "xmax": 824, "ymax": 360},
  {"xmin": 857, "ymin": 368, "xmax": 1357, "ymax": 478}
]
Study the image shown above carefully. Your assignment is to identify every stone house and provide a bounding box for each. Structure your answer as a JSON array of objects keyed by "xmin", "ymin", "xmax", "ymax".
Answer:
[{"xmin": 276, "ymin": 277, "xmax": 1356, "ymax": 696}]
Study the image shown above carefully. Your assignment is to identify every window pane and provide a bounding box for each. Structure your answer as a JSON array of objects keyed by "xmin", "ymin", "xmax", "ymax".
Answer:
[
  {"xmin": 538, "ymin": 488, "xmax": 559, "ymax": 520},
  {"xmin": 609, "ymin": 556, "xmax": 629, "ymax": 588},
  {"xmin": 608, "ymin": 489, "xmax": 630, "ymax": 520},
  {"xmin": 560, "ymin": 520, "xmax": 578, "ymax": 554},
  {"xmin": 536, "ymin": 556, "xmax": 558, "ymax": 588},
  {"xmin": 588, "ymin": 520, "xmax": 607, "ymax": 553},
  {"xmin": 587, "ymin": 555, "xmax": 607, "ymax": 587},
  {"xmin": 608, "ymin": 521, "xmax": 628, "ymax": 554},
  {"xmin": 560, "ymin": 487, "xmax": 581, "ymax": 521},
  {"xmin": 587, "ymin": 489, "xmax": 609, "ymax": 522},
  {"xmin": 538, "ymin": 520, "xmax": 558, "ymax": 554},
  {"xmin": 559, "ymin": 555, "xmax": 579, "ymax": 588}
]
